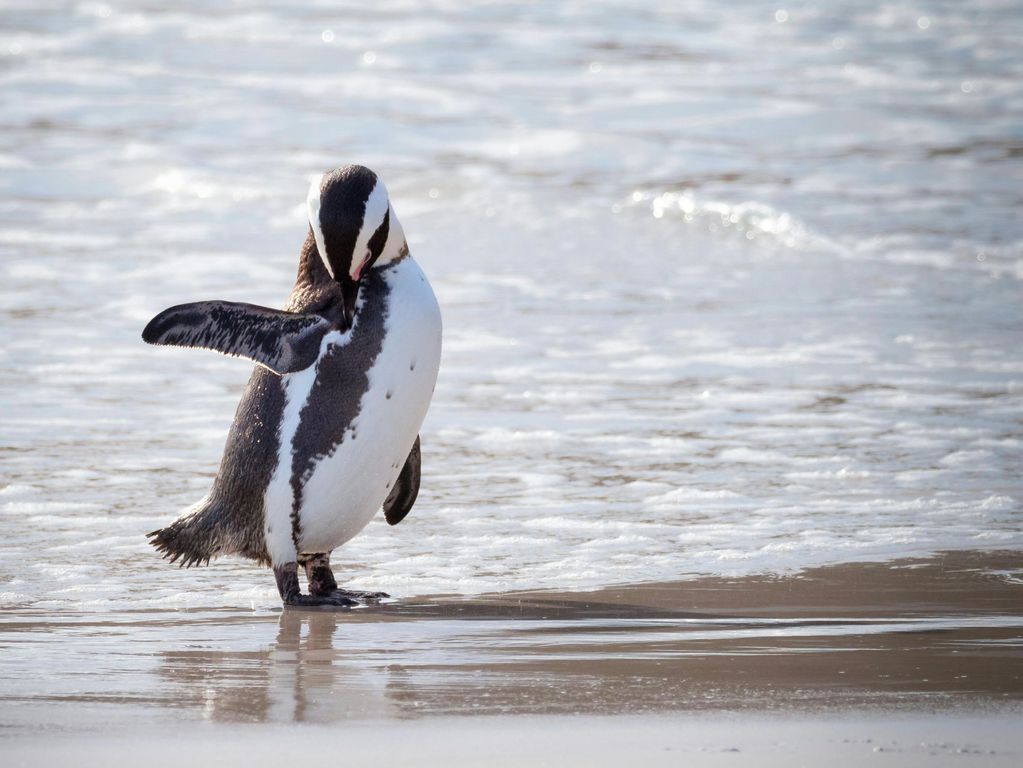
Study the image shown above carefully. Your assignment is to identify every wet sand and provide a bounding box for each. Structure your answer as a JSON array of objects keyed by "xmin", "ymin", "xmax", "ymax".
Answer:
[
  {"xmin": 1, "ymin": 551, "xmax": 1021, "ymax": 763},
  {"xmin": 5, "ymin": 715, "xmax": 1022, "ymax": 768}
]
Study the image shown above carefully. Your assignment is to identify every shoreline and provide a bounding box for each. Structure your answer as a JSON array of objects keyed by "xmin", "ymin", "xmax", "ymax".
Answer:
[
  {"xmin": 2, "ymin": 551, "xmax": 1021, "ymax": 763},
  {"xmin": 1, "ymin": 551, "xmax": 1020, "ymax": 728},
  {"xmin": 401, "ymin": 548, "xmax": 1023, "ymax": 619}
]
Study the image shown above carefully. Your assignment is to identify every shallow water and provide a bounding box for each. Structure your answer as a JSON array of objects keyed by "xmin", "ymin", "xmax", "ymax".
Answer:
[
  {"xmin": 1, "ymin": 556, "xmax": 1022, "ymax": 732},
  {"xmin": 1, "ymin": 1, "xmax": 1022, "ymax": 610}
]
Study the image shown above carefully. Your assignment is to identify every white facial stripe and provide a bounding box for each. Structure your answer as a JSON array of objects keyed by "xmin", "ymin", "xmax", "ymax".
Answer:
[
  {"xmin": 351, "ymin": 179, "xmax": 390, "ymax": 279},
  {"xmin": 383, "ymin": 206, "xmax": 406, "ymax": 260},
  {"xmin": 306, "ymin": 175, "xmax": 333, "ymax": 278}
]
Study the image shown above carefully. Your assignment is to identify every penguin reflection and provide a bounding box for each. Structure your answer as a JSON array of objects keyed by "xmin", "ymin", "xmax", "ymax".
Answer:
[{"xmin": 158, "ymin": 612, "xmax": 390, "ymax": 724}]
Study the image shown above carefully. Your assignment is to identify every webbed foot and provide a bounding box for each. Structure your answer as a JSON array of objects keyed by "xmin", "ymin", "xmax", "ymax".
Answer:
[
  {"xmin": 284, "ymin": 592, "xmax": 358, "ymax": 608},
  {"xmin": 329, "ymin": 588, "xmax": 389, "ymax": 601},
  {"xmin": 301, "ymin": 553, "xmax": 390, "ymax": 602},
  {"xmin": 275, "ymin": 562, "xmax": 356, "ymax": 609}
]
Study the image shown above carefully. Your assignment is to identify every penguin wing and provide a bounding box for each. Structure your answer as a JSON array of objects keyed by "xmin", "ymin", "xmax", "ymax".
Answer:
[
  {"xmin": 142, "ymin": 300, "xmax": 331, "ymax": 375},
  {"xmin": 384, "ymin": 435, "xmax": 421, "ymax": 525}
]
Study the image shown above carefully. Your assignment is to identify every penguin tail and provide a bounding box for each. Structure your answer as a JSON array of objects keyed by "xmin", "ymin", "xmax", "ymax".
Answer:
[{"xmin": 147, "ymin": 496, "xmax": 226, "ymax": 568}]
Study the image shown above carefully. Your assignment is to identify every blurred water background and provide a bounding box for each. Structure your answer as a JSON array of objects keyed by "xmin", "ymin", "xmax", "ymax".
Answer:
[{"xmin": 1, "ymin": 0, "xmax": 1021, "ymax": 609}]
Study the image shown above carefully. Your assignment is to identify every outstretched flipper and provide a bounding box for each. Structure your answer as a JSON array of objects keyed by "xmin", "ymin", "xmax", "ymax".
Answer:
[
  {"xmin": 142, "ymin": 300, "xmax": 332, "ymax": 375},
  {"xmin": 384, "ymin": 435, "xmax": 421, "ymax": 526}
]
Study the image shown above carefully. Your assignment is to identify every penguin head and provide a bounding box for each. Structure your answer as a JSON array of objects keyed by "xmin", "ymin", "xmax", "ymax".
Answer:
[{"xmin": 306, "ymin": 165, "xmax": 408, "ymax": 325}]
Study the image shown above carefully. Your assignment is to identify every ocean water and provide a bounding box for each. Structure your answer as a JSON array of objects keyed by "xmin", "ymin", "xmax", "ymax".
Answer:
[{"xmin": 1, "ymin": 0, "xmax": 1021, "ymax": 609}]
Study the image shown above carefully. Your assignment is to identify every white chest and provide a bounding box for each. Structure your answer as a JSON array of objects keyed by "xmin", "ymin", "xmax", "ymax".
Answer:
[{"xmin": 262, "ymin": 258, "xmax": 441, "ymax": 563}]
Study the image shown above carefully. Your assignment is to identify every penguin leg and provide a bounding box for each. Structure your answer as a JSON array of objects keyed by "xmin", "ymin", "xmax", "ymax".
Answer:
[
  {"xmin": 302, "ymin": 552, "xmax": 389, "ymax": 601},
  {"xmin": 273, "ymin": 562, "xmax": 357, "ymax": 608}
]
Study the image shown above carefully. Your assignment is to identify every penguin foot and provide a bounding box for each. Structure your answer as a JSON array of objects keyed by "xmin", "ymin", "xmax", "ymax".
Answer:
[
  {"xmin": 300, "ymin": 553, "xmax": 390, "ymax": 602},
  {"xmin": 284, "ymin": 592, "xmax": 358, "ymax": 608},
  {"xmin": 329, "ymin": 588, "xmax": 390, "ymax": 602},
  {"xmin": 275, "ymin": 562, "xmax": 356, "ymax": 609}
]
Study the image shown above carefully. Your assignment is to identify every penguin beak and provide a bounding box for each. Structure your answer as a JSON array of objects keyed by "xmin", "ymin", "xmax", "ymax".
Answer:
[{"xmin": 340, "ymin": 277, "xmax": 360, "ymax": 330}]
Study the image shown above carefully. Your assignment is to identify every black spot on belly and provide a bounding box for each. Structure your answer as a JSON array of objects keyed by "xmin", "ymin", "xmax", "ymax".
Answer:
[
  {"xmin": 409, "ymin": 361, "xmax": 416, "ymax": 371},
  {"xmin": 385, "ymin": 389, "xmax": 393, "ymax": 399}
]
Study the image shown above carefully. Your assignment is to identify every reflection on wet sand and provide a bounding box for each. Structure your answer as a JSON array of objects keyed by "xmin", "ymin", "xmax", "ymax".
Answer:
[
  {"xmin": 157, "ymin": 611, "xmax": 396, "ymax": 723},
  {"xmin": 0, "ymin": 552, "xmax": 1020, "ymax": 734}
]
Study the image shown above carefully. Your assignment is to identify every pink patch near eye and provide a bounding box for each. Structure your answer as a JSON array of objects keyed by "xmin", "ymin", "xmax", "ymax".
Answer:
[{"xmin": 351, "ymin": 249, "xmax": 371, "ymax": 281}]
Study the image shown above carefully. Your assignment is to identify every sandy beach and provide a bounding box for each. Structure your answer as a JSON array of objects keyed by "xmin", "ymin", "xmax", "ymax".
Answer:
[
  {"xmin": 2, "ymin": 551, "xmax": 1020, "ymax": 764},
  {"xmin": 6, "ymin": 715, "xmax": 1022, "ymax": 768}
]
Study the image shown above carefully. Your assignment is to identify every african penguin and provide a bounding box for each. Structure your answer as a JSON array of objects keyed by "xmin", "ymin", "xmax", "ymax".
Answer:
[{"xmin": 143, "ymin": 165, "xmax": 442, "ymax": 607}]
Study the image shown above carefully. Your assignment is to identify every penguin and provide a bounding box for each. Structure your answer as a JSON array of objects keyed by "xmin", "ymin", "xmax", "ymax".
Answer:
[{"xmin": 142, "ymin": 165, "xmax": 442, "ymax": 607}]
